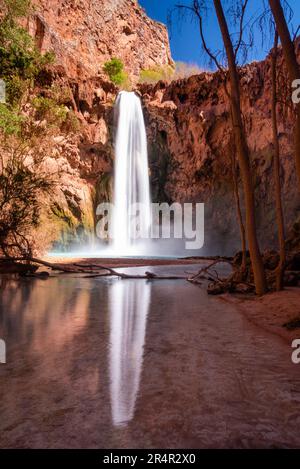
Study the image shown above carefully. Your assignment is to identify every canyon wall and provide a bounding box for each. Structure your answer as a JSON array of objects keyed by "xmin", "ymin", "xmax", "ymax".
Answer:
[
  {"xmin": 28, "ymin": 0, "xmax": 173, "ymax": 80},
  {"xmin": 140, "ymin": 49, "xmax": 300, "ymax": 254},
  {"xmin": 22, "ymin": 1, "xmax": 300, "ymax": 254},
  {"xmin": 23, "ymin": 0, "xmax": 173, "ymax": 251}
]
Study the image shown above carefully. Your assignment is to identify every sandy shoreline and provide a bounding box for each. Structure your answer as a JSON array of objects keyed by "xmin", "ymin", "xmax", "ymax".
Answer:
[{"xmin": 220, "ymin": 288, "xmax": 300, "ymax": 343}]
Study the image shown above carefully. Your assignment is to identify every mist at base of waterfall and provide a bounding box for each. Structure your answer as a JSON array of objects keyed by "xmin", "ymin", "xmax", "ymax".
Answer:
[
  {"xmin": 49, "ymin": 91, "xmax": 234, "ymax": 259},
  {"xmin": 49, "ymin": 239, "xmax": 205, "ymax": 259},
  {"xmin": 49, "ymin": 92, "xmax": 208, "ymax": 260}
]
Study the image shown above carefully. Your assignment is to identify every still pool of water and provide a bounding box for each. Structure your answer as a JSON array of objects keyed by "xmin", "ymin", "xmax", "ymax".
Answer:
[{"xmin": 0, "ymin": 266, "xmax": 300, "ymax": 448}]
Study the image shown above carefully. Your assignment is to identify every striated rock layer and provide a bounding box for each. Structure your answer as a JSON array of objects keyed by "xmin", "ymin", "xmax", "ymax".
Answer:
[
  {"xmin": 51, "ymin": 52, "xmax": 299, "ymax": 255},
  {"xmin": 28, "ymin": 0, "xmax": 173, "ymax": 80},
  {"xmin": 140, "ymin": 45, "xmax": 300, "ymax": 254},
  {"xmin": 22, "ymin": 0, "xmax": 173, "ymax": 251},
  {"xmin": 23, "ymin": 1, "xmax": 300, "ymax": 255}
]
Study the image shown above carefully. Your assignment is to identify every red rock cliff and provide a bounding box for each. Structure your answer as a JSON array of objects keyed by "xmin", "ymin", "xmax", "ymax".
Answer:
[
  {"xmin": 21, "ymin": 1, "xmax": 300, "ymax": 255},
  {"xmin": 27, "ymin": 0, "xmax": 173, "ymax": 80},
  {"xmin": 140, "ymin": 43, "xmax": 300, "ymax": 254}
]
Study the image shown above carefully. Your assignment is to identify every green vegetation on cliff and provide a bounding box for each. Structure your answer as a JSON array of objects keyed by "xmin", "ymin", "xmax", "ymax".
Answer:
[
  {"xmin": 139, "ymin": 62, "xmax": 202, "ymax": 84},
  {"xmin": 103, "ymin": 57, "xmax": 129, "ymax": 88},
  {"xmin": 139, "ymin": 65, "xmax": 174, "ymax": 84},
  {"xmin": 0, "ymin": 0, "xmax": 54, "ymax": 107},
  {"xmin": 0, "ymin": 0, "xmax": 83, "ymax": 257}
]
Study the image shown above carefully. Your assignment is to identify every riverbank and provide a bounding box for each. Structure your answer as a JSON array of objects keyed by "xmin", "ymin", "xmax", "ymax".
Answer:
[{"xmin": 220, "ymin": 288, "xmax": 300, "ymax": 343}]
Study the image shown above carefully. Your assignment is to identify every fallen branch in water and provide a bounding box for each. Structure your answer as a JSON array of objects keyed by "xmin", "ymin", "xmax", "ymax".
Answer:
[
  {"xmin": 0, "ymin": 257, "xmax": 189, "ymax": 279},
  {"xmin": 4, "ymin": 255, "xmax": 297, "ymax": 293},
  {"xmin": 0, "ymin": 257, "xmax": 99, "ymax": 274},
  {"xmin": 187, "ymin": 259, "xmax": 256, "ymax": 294},
  {"xmin": 188, "ymin": 259, "xmax": 232, "ymax": 283},
  {"xmin": 82, "ymin": 265, "xmax": 188, "ymax": 280}
]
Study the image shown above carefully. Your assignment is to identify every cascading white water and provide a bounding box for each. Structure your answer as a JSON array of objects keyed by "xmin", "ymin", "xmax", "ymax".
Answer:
[{"xmin": 112, "ymin": 91, "xmax": 152, "ymax": 254}]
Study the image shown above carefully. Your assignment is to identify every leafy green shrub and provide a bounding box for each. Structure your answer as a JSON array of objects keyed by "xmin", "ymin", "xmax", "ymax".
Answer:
[
  {"xmin": 103, "ymin": 58, "xmax": 129, "ymax": 87},
  {"xmin": 32, "ymin": 96, "xmax": 68, "ymax": 127},
  {"xmin": 0, "ymin": 21, "xmax": 53, "ymax": 81},
  {"xmin": 0, "ymin": 26, "xmax": 37, "ymax": 78},
  {"xmin": 62, "ymin": 110, "xmax": 80, "ymax": 133},
  {"xmin": 103, "ymin": 57, "xmax": 123, "ymax": 78},
  {"xmin": 3, "ymin": 0, "xmax": 32, "ymax": 18},
  {"xmin": 0, "ymin": 104, "xmax": 24, "ymax": 135},
  {"xmin": 0, "ymin": 1, "xmax": 73, "ymax": 257},
  {"xmin": 0, "ymin": 145, "xmax": 53, "ymax": 257},
  {"xmin": 0, "ymin": 0, "xmax": 55, "ymax": 106},
  {"xmin": 48, "ymin": 84, "xmax": 73, "ymax": 106},
  {"xmin": 5, "ymin": 75, "xmax": 27, "ymax": 105},
  {"xmin": 39, "ymin": 51, "xmax": 55, "ymax": 67}
]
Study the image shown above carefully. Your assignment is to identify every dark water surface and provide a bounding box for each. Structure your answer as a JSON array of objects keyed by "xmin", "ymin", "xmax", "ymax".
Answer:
[{"xmin": 0, "ymin": 266, "xmax": 300, "ymax": 448}]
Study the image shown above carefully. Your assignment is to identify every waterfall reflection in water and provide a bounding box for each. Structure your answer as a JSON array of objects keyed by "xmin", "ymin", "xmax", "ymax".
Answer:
[
  {"xmin": 1, "ymin": 271, "xmax": 300, "ymax": 448},
  {"xmin": 109, "ymin": 280, "xmax": 150, "ymax": 426}
]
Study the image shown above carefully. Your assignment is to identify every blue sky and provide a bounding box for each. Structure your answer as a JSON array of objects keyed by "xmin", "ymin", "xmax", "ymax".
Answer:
[{"xmin": 139, "ymin": 0, "xmax": 299, "ymax": 70}]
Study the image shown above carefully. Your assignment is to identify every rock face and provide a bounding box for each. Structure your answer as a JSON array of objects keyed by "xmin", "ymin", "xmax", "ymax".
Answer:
[
  {"xmin": 140, "ymin": 46, "xmax": 300, "ymax": 254},
  {"xmin": 28, "ymin": 0, "xmax": 173, "ymax": 80},
  {"xmin": 23, "ymin": 1, "xmax": 300, "ymax": 255},
  {"xmin": 23, "ymin": 0, "xmax": 172, "ymax": 251},
  {"xmin": 64, "ymin": 50, "xmax": 299, "ymax": 256}
]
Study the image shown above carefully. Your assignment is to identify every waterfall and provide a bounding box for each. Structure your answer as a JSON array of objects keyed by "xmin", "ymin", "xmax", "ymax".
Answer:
[{"xmin": 112, "ymin": 91, "xmax": 152, "ymax": 254}]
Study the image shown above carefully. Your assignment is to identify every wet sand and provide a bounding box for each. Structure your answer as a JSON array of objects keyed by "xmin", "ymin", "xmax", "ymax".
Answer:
[
  {"xmin": 0, "ymin": 265, "xmax": 300, "ymax": 448},
  {"xmin": 222, "ymin": 288, "xmax": 300, "ymax": 343}
]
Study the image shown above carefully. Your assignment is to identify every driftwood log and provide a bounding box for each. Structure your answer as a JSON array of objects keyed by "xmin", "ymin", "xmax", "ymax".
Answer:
[{"xmin": 0, "ymin": 257, "xmax": 190, "ymax": 280}]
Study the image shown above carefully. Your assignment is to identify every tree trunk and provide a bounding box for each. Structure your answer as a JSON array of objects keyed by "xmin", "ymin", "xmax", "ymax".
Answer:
[
  {"xmin": 213, "ymin": 0, "xmax": 267, "ymax": 295},
  {"xmin": 230, "ymin": 138, "xmax": 247, "ymax": 272},
  {"xmin": 271, "ymin": 31, "xmax": 286, "ymax": 291},
  {"xmin": 269, "ymin": 0, "xmax": 300, "ymax": 190}
]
